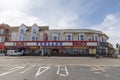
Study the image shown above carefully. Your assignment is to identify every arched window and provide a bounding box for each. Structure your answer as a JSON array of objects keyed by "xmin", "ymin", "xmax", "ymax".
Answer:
[
  {"xmin": 65, "ymin": 34, "xmax": 73, "ymax": 41},
  {"xmin": 78, "ymin": 34, "xmax": 85, "ymax": 41},
  {"xmin": 43, "ymin": 33, "xmax": 48, "ymax": 41},
  {"xmin": 51, "ymin": 33, "xmax": 59, "ymax": 41}
]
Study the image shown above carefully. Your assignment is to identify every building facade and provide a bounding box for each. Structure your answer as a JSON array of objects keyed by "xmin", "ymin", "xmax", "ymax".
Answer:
[
  {"xmin": 4, "ymin": 23, "xmax": 114, "ymax": 56},
  {"xmin": 0, "ymin": 23, "xmax": 11, "ymax": 54}
]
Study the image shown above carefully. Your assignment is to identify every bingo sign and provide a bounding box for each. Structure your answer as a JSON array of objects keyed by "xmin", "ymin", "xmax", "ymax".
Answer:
[
  {"xmin": 37, "ymin": 42, "xmax": 62, "ymax": 47},
  {"xmin": 73, "ymin": 41, "xmax": 87, "ymax": 46}
]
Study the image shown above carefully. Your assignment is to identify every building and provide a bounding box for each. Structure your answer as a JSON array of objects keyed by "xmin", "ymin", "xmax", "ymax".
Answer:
[
  {"xmin": 4, "ymin": 23, "xmax": 114, "ymax": 56},
  {"xmin": 0, "ymin": 23, "xmax": 11, "ymax": 54}
]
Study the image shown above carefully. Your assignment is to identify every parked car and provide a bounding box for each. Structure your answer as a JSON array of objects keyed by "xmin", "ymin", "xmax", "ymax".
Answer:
[{"xmin": 7, "ymin": 50, "xmax": 24, "ymax": 56}]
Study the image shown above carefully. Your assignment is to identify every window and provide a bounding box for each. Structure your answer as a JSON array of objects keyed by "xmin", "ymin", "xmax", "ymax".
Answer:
[
  {"xmin": 19, "ymin": 36, "xmax": 22, "ymax": 41},
  {"xmin": 92, "ymin": 36, "xmax": 94, "ymax": 41},
  {"xmin": 51, "ymin": 33, "xmax": 59, "ymax": 41},
  {"xmin": 0, "ymin": 29, "xmax": 4, "ymax": 34},
  {"xmin": 32, "ymin": 36, "xmax": 35, "ymax": 41},
  {"xmin": 68, "ymin": 35, "xmax": 71, "ymax": 41},
  {"xmin": 53, "ymin": 36, "xmax": 59, "ymax": 41},
  {"xmin": 92, "ymin": 34, "xmax": 98, "ymax": 41},
  {"xmin": 0, "ymin": 37, "xmax": 5, "ymax": 42},
  {"xmin": 33, "ymin": 29, "xmax": 37, "ymax": 34},
  {"xmin": 54, "ymin": 36, "xmax": 57, "ymax": 41},
  {"xmin": 45, "ymin": 37, "xmax": 48, "ymax": 41},
  {"xmin": 65, "ymin": 34, "xmax": 73, "ymax": 41},
  {"xmin": 32, "ymin": 36, "xmax": 38, "ymax": 41},
  {"xmin": 95, "ymin": 35, "xmax": 98, "ymax": 41},
  {"xmin": 19, "ymin": 36, "xmax": 25, "ymax": 41},
  {"xmin": 78, "ymin": 34, "xmax": 85, "ymax": 41},
  {"xmin": 20, "ymin": 29, "xmax": 24, "ymax": 34},
  {"xmin": 36, "ymin": 37, "xmax": 38, "ymax": 41}
]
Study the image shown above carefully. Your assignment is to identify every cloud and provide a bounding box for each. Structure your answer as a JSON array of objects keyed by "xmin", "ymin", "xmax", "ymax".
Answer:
[
  {"xmin": 0, "ymin": 0, "xmax": 100, "ymax": 28},
  {"xmin": 0, "ymin": 10, "xmax": 46, "ymax": 26},
  {"xmin": 0, "ymin": 0, "xmax": 30, "ymax": 11},
  {"xmin": 23, "ymin": 0, "xmax": 99, "ymax": 29},
  {"xmin": 92, "ymin": 14, "xmax": 120, "ymax": 46}
]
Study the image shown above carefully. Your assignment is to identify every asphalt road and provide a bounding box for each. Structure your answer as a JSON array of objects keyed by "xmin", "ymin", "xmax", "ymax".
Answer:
[{"xmin": 0, "ymin": 56, "xmax": 120, "ymax": 80}]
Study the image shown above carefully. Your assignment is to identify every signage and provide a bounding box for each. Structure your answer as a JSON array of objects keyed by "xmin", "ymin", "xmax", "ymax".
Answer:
[
  {"xmin": 73, "ymin": 41, "xmax": 87, "ymax": 46},
  {"xmin": 37, "ymin": 42, "xmax": 62, "ymax": 46},
  {"xmin": 16, "ymin": 42, "xmax": 24, "ymax": 47},
  {"xmin": 87, "ymin": 42, "xmax": 97, "ymax": 46},
  {"xmin": 29, "ymin": 46, "xmax": 38, "ymax": 49},
  {"xmin": 0, "ymin": 44, "xmax": 4, "ymax": 49}
]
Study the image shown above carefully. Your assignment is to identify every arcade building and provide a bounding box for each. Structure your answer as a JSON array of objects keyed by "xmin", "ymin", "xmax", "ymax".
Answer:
[{"xmin": 1, "ymin": 23, "xmax": 114, "ymax": 56}]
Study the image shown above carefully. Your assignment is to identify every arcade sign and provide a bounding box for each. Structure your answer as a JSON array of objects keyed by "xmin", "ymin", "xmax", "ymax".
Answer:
[
  {"xmin": 37, "ymin": 42, "xmax": 62, "ymax": 46},
  {"xmin": 73, "ymin": 41, "xmax": 87, "ymax": 46}
]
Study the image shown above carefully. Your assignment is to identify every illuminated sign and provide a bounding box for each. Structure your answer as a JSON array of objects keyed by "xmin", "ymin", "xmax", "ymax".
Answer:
[{"xmin": 37, "ymin": 42, "xmax": 62, "ymax": 46}]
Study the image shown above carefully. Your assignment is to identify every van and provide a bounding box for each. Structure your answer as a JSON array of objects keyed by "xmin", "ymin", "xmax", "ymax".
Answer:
[{"xmin": 7, "ymin": 50, "xmax": 24, "ymax": 56}]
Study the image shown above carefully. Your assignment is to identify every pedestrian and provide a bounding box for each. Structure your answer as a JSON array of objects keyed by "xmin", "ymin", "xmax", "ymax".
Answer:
[
  {"xmin": 39, "ymin": 51, "xmax": 41, "ymax": 56},
  {"xmin": 47, "ymin": 50, "xmax": 50, "ymax": 57},
  {"xmin": 96, "ymin": 50, "xmax": 100, "ymax": 59}
]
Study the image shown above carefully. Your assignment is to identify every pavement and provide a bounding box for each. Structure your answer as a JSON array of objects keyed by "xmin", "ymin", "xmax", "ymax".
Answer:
[{"xmin": 0, "ymin": 56, "xmax": 120, "ymax": 80}]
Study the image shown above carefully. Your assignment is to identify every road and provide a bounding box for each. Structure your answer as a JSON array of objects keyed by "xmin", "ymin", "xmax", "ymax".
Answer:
[{"xmin": 0, "ymin": 56, "xmax": 120, "ymax": 80}]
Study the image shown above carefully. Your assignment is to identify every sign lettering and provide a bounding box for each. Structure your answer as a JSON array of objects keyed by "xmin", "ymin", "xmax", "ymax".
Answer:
[{"xmin": 37, "ymin": 42, "xmax": 62, "ymax": 46}]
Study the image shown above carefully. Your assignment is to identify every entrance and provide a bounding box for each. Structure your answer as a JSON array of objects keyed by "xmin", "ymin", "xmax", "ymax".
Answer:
[{"xmin": 51, "ymin": 49, "xmax": 59, "ymax": 56}]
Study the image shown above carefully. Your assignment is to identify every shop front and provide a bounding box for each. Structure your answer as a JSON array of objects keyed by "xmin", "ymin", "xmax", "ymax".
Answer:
[
  {"xmin": 0, "ymin": 44, "xmax": 5, "ymax": 55},
  {"xmin": 5, "ymin": 41, "xmax": 98, "ymax": 56}
]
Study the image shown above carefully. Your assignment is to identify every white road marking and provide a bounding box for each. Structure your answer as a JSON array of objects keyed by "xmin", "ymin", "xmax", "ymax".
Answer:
[
  {"xmin": 20, "ymin": 65, "xmax": 36, "ymax": 74},
  {"xmin": 59, "ymin": 74, "xmax": 66, "ymax": 77},
  {"xmin": 89, "ymin": 66, "xmax": 109, "ymax": 74},
  {"xmin": 0, "ymin": 66, "xmax": 25, "ymax": 77},
  {"xmin": 35, "ymin": 67, "xmax": 50, "ymax": 77},
  {"xmin": 57, "ymin": 65, "xmax": 60, "ymax": 74},
  {"xmin": 65, "ymin": 66, "xmax": 69, "ymax": 75},
  {"xmin": 97, "ymin": 66, "xmax": 106, "ymax": 72},
  {"xmin": 57, "ymin": 65, "xmax": 69, "ymax": 77}
]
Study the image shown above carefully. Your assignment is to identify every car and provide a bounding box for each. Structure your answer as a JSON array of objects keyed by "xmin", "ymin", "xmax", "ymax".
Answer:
[{"xmin": 7, "ymin": 50, "xmax": 24, "ymax": 56}]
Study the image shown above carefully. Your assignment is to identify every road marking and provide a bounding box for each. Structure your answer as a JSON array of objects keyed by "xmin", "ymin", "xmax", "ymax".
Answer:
[
  {"xmin": 57, "ymin": 65, "xmax": 69, "ymax": 77},
  {"xmin": 21, "ymin": 65, "xmax": 36, "ymax": 74},
  {"xmin": 89, "ymin": 66, "xmax": 108, "ymax": 74},
  {"xmin": 35, "ymin": 67, "xmax": 50, "ymax": 77},
  {"xmin": 0, "ymin": 66, "xmax": 25, "ymax": 77},
  {"xmin": 57, "ymin": 65, "xmax": 60, "ymax": 74},
  {"xmin": 65, "ymin": 66, "xmax": 69, "ymax": 75},
  {"xmin": 59, "ymin": 74, "xmax": 66, "ymax": 77}
]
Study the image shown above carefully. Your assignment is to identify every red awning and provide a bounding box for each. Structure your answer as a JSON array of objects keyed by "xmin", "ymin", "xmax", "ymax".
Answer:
[{"xmin": 0, "ymin": 44, "xmax": 4, "ymax": 49}]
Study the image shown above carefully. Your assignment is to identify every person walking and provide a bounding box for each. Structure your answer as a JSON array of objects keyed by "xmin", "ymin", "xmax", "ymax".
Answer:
[{"xmin": 47, "ymin": 50, "xmax": 50, "ymax": 57}]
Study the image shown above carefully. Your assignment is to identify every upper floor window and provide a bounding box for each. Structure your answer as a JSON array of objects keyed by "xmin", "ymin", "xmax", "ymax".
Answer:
[
  {"xmin": 92, "ymin": 34, "xmax": 98, "ymax": 41},
  {"xmin": 53, "ymin": 36, "xmax": 59, "ymax": 41},
  {"xmin": 32, "ymin": 36, "xmax": 38, "ymax": 41},
  {"xmin": 43, "ymin": 33, "xmax": 48, "ymax": 41},
  {"xmin": 33, "ymin": 29, "xmax": 37, "ymax": 34},
  {"xmin": 101, "ymin": 37, "xmax": 107, "ymax": 42},
  {"xmin": 0, "ymin": 37, "xmax": 5, "ymax": 42},
  {"xmin": 51, "ymin": 33, "xmax": 59, "ymax": 41},
  {"xmin": 78, "ymin": 34, "xmax": 85, "ymax": 41},
  {"xmin": 65, "ymin": 34, "xmax": 73, "ymax": 41},
  {"xmin": 19, "ymin": 36, "xmax": 25, "ymax": 41},
  {"xmin": 0, "ymin": 29, "xmax": 4, "ymax": 34},
  {"xmin": 20, "ymin": 29, "xmax": 24, "ymax": 34}
]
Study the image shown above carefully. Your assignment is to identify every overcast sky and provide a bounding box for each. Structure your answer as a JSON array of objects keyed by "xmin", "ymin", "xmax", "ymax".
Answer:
[{"xmin": 0, "ymin": 0, "xmax": 120, "ymax": 46}]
